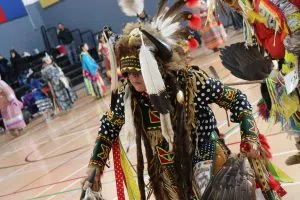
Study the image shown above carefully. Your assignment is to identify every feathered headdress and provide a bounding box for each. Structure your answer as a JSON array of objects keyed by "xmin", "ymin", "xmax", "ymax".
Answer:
[{"xmin": 114, "ymin": 0, "xmax": 204, "ymax": 149}]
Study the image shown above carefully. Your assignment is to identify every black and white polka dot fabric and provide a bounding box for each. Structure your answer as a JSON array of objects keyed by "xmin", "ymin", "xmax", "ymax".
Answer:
[
  {"xmin": 193, "ymin": 78, "xmax": 224, "ymax": 143},
  {"xmin": 98, "ymin": 90, "xmax": 125, "ymax": 140}
]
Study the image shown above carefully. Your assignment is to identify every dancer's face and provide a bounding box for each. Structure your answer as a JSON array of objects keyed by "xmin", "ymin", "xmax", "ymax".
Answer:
[{"xmin": 128, "ymin": 72, "xmax": 146, "ymax": 92}]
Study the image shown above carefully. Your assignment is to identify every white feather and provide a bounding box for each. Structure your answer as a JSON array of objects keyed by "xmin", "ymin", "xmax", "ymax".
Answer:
[
  {"xmin": 123, "ymin": 85, "xmax": 136, "ymax": 146},
  {"xmin": 118, "ymin": 0, "xmax": 144, "ymax": 16},
  {"xmin": 139, "ymin": 41, "xmax": 166, "ymax": 94},
  {"xmin": 161, "ymin": 22, "xmax": 180, "ymax": 38},
  {"xmin": 103, "ymin": 33, "xmax": 118, "ymax": 92},
  {"xmin": 160, "ymin": 113, "xmax": 174, "ymax": 151}
]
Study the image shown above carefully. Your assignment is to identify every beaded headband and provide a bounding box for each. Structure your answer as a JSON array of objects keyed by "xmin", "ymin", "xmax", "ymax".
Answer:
[{"xmin": 120, "ymin": 56, "xmax": 141, "ymax": 74}]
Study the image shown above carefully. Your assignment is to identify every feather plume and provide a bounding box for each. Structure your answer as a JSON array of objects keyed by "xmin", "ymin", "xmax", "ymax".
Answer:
[
  {"xmin": 139, "ymin": 33, "xmax": 174, "ymax": 148},
  {"xmin": 118, "ymin": 0, "xmax": 144, "ymax": 16},
  {"xmin": 258, "ymin": 133, "xmax": 272, "ymax": 159},
  {"xmin": 154, "ymin": 0, "xmax": 168, "ymax": 20},
  {"xmin": 171, "ymin": 11, "xmax": 193, "ymax": 23},
  {"xmin": 160, "ymin": 22, "xmax": 181, "ymax": 39},
  {"xmin": 257, "ymin": 99, "xmax": 270, "ymax": 121},
  {"xmin": 103, "ymin": 33, "xmax": 118, "ymax": 92},
  {"xmin": 163, "ymin": 0, "xmax": 185, "ymax": 20},
  {"xmin": 220, "ymin": 42, "xmax": 274, "ymax": 81},
  {"xmin": 160, "ymin": 113, "xmax": 175, "ymax": 151},
  {"xmin": 139, "ymin": 36, "xmax": 166, "ymax": 96}
]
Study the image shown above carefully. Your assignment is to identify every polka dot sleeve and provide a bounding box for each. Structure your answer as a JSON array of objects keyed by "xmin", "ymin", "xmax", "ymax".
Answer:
[
  {"xmin": 195, "ymin": 77, "xmax": 225, "ymax": 105},
  {"xmin": 89, "ymin": 90, "xmax": 125, "ymax": 169},
  {"xmin": 192, "ymin": 70, "xmax": 253, "ymax": 124}
]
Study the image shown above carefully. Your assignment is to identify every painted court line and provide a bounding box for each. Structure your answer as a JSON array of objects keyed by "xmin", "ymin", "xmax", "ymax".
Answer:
[
  {"xmin": 46, "ymin": 179, "xmax": 82, "ymax": 200},
  {"xmin": 0, "ymin": 130, "xmax": 91, "ymax": 183},
  {"xmin": 34, "ymin": 164, "xmax": 88, "ymax": 198},
  {"xmin": 0, "ymin": 105, "xmax": 101, "ymax": 158}
]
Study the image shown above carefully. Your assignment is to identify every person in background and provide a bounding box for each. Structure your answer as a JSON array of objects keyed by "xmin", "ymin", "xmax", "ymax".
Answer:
[
  {"xmin": 0, "ymin": 55, "xmax": 12, "ymax": 84},
  {"xmin": 10, "ymin": 49, "xmax": 24, "ymax": 80},
  {"xmin": 80, "ymin": 43, "xmax": 107, "ymax": 99},
  {"xmin": 41, "ymin": 55, "xmax": 77, "ymax": 113},
  {"xmin": 57, "ymin": 23, "xmax": 79, "ymax": 65},
  {"xmin": 97, "ymin": 34, "xmax": 111, "ymax": 80},
  {"xmin": 198, "ymin": 0, "xmax": 225, "ymax": 52},
  {"xmin": 0, "ymin": 77, "xmax": 26, "ymax": 136},
  {"xmin": 98, "ymin": 30, "xmax": 122, "ymax": 81},
  {"xmin": 24, "ymin": 72, "xmax": 55, "ymax": 122}
]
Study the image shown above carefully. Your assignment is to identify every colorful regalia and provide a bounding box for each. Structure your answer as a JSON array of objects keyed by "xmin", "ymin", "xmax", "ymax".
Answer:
[
  {"xmin": 80, "ymin": 52, "xmax": 107, "ymax": 98},
  {"xmin": 217, "ymin": 0, "xmax": 299, "ymax": 164},
  {"xmin": 198, "ymin": 0, "xmax": 225, "ymax": 50},
  {"xmin": 82, "ymin": 0, "xmax": 290, "ymax": 199},
  {"xmin": 217, "ymin": 0, "xmax": 299, "ymax": 130},
  {"xmin": 41, "ymin": 56, "xmax": 77, "ymax": 112},
  {"xmin": 0, "ymin": 79, "xmax": 25, "ymax": 131}
]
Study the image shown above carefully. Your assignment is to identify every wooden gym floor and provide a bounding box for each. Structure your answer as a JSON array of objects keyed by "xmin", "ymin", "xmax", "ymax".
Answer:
[{"xmin": 0, "ymin": 31, "xmax": 299, "ymax": 200}]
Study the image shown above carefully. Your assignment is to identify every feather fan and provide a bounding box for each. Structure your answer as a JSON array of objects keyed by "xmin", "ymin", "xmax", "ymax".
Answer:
[
  {"xmin": 118, "ymin": 0, "xmax": 144, "ymax": 16},
  {"xmin": 220, "ymin": 42, "xmax": 274, "ymax": 81},
  {"xmin": 202, "ymin": 155, "xmax": 256, "ymax": 200}
]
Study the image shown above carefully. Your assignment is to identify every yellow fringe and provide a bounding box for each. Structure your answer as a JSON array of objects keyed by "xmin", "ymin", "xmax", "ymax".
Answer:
[
  {"xmin": 120, "ymin": 142, "xmax": 141, "ymax": 200},
  {"xmin": 84, "ymin": 78, "xmax": 96, "ymax": 96},
  {"xmin": 282, "ymin": 51, "xmax": 298, "ymax": 74}
]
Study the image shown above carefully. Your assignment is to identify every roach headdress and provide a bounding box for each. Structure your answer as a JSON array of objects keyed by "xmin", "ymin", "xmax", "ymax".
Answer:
[{"xmin": 109, "ymin": 0, "xmax": 203, "ymax": 149}]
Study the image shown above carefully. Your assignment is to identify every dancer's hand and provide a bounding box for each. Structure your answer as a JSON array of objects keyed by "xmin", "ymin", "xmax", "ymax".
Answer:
[{"xmin": 81, "ymin": 168, "xmax": 102, "ymax": 192}]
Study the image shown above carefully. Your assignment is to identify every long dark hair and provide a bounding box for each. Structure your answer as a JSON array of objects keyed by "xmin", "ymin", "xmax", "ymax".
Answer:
[
  {"xmin": 10, "ymin": 49, "xmax": 21, "ymax": 59},
  {"xmin": 131, "ymin": 71, "xmax": 193, "ymax": 199}
]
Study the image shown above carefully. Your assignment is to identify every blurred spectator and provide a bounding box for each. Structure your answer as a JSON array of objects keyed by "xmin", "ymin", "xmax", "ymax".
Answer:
[
  {"xmin": 80, "ymin": 43, "xmax": 107, "ymax": 99},
  {"xmin": 0, "ymin": 55, "xmax": 13, "ymax": 84},
  {"xmin": 57, "ymin": 23, "xmax": 79, "ymax": 65},
  {"xmin": 198, "ymin": 1, "xmax": 225, "ymax": 52},
  {"xmin": 0, "ymin": 77, "xmax": 26, "ymax": 136},
  {"xmin": 41, "ymin": 54, "xmax": 77, "ymax": 112},
  {"xmin": 10, "ymin": 49, "xmax": 25, "ymax": 80},
  {"xmin": 24, "ymin": 73, "xmax": 54, "ymax": 122}
]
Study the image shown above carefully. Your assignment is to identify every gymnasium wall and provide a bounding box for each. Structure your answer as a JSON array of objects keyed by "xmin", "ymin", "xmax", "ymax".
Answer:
[
  {"xmin": 0, "ymin": 3, "xmax": 44, "ymax": 58},
  {"xmin": 0, "ymin": 0, "xmax": 158, "ymax": 59}
]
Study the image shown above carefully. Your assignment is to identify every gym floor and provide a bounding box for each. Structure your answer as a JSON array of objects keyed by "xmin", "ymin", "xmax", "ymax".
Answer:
[{"xmin": 0, "ymin": 32, "xmax": 299, "ymax": 200}]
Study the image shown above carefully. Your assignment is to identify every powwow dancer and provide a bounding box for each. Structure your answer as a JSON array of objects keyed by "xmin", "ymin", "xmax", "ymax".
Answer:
[
  {"xmin": 216, "ymin": 0, "xmax": 300, "ymax": 165},
  {"xmin": 81, "ymin": 0, "xmax": 289, "ymax": 199}
]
